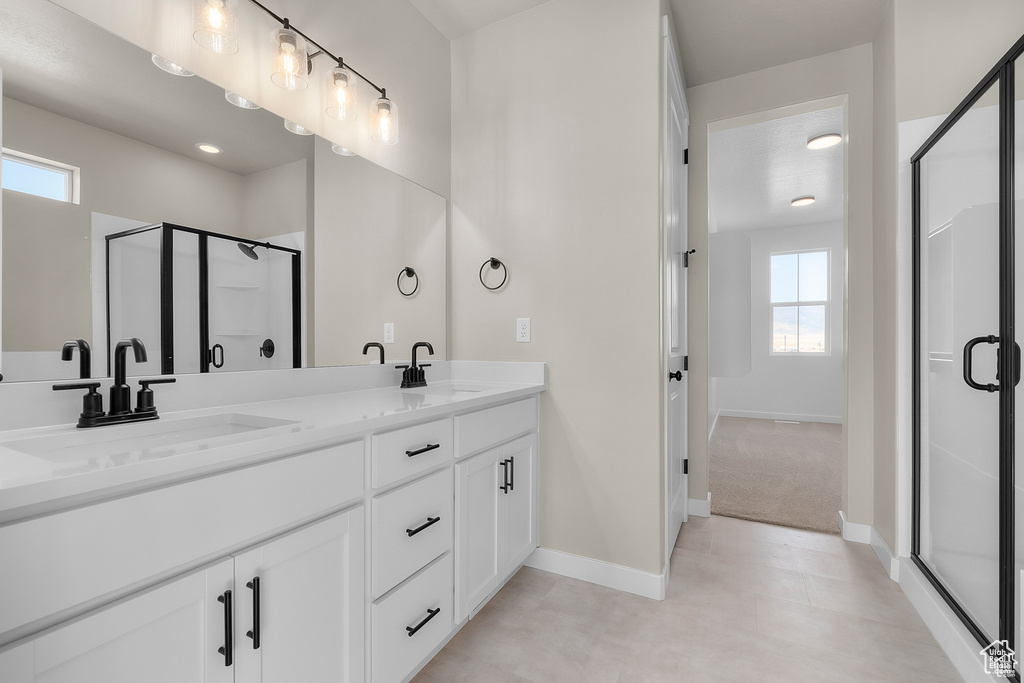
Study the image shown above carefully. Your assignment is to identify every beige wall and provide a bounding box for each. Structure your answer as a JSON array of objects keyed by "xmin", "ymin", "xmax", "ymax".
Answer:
[
  {"xmin": 51, "ymin": 0, "xmax": 452, "ymax": 199},
  {"xmin": 872, "ymin": 0, "xmax": 898, "ymax": 553},
  {"xmin": 240, "ymin": 158, "xmax": 310, "ymax": 242},
  {"xmin": 451, "ymin": 0, "xmax": 666, "ymax": 574},
  {"xmin": 687, "ymin": 45, "xmax": 876, "ymax": 525},
  {"xmin": 2, "ymin": 97, "xmax": 244, "ymax": 352}
]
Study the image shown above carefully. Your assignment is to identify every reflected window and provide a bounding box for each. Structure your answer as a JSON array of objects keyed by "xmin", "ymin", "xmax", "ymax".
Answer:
[
  {"xmin": 770, "ymin": 249, "xmax": 829, "ymax": 354},
  {"xmin": 2, "ymin": 149, "xmax": 78, "ymax": 203}
]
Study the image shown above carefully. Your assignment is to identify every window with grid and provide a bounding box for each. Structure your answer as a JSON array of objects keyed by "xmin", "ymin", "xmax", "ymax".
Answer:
[
  {"xmin": 770, "ymin": 249, "xmax": 828, "ymax": 354},
  {"xmin": 2, "ymin": 149, "xmax": 78, "ymax": 203}
]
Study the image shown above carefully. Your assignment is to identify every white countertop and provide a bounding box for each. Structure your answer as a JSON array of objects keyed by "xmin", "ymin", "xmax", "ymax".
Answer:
[{"xmin": 0, "ymin": 375, "xmax": 544, "ymax": 523}]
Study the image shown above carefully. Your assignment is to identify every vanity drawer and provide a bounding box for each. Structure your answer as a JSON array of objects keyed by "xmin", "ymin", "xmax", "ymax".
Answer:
[
  {"xmin": 371, "ymin": 468, "xmax": 453, "ymax": 598},
  {"xmin": 455, "ymin": 397, "xmax": 537, "ymax": 458},
  {"xmin": 371, "ymin": 554, "xmax": 453, "ymax": 683},
  {"xmin": 371, "ymin": 418, "xmax": 452, "ymax": 489},
  {"xmin": 0, "ymin": 440, "xmax": 363, "ymax": 640}
]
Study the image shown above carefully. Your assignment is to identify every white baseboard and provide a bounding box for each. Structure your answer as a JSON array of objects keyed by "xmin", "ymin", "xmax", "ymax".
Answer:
[
  {"xmin": 718, "ymin": 409, "xmax": 842, "ymax": 424},
  {"xmin": 688, "ymin": 493, "xmax": 711, "ymax": 518},
  {"xmin": 524, "ymin": 547, "xmax": 666, "ymax": 600},
  {"xmin": 837, "ymin": 510, "xmax": 871, "ymax": 543},
  {"xmin": 869, "ymin": 527, "xmax": 899, "ymax": 581},
  {"xmin": 708, "ymin": 409, "xmax": 720, "ymax": 445},
  {"xmin": 899, "ymin": 559, "xmax": 992, "ymax": 683}
]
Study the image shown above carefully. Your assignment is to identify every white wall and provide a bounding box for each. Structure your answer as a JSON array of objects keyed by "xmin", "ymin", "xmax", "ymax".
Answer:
[
  {"xmin": 708, "ymin": 231, "xmax": 750, "ymax": 379},
  {"xmin": 451, "ymin": 0, "xmax": 666, "ymax": 575},
  {"xmin": 712, "ymin": 222, "xmax": 844, "ymax": 424}
]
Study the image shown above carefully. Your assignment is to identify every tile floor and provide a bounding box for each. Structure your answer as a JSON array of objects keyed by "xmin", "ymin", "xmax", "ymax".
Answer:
[{"xmin": 414, "ymin": 514, "xmax": 963, "ymax": 682}]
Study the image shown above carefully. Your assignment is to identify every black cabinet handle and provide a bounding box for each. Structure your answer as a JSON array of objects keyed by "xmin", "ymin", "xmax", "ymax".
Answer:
[
  {"xmin": 406, "ymin": 608, "xmax": 441, "ymax": 637},
  {"xmin": 509, "ymin": 456, "xmax": 515, "ymax": 492},
  {"xmin": 499, "ymin": 459, "xmax": 509, "ymax": 493},
  {"xmin": 406, "ymin": 516, "xmax": 441, "ymax": 537},
  {"xmin": 245, "ymin": 577, "xmax": 261, "ymax": 649},
  {"xmin": 217, "ymin": 589, "xmax": 233, "ymax": 666},
  {"xmin": 406, "ymin": 443, "xmax": 440, "ymax": 458}
]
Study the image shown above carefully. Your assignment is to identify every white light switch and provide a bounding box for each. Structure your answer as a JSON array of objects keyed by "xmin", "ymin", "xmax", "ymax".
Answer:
[
  {"xmin": 384, "ymin": 323, "xmax": 394, "ymax": 344},
  {"xmin": 516, "ymin": 318, "xmax": 531, "ymax": 343}
]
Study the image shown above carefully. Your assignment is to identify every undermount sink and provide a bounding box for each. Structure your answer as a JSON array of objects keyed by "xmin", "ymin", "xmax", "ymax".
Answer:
[
  {"xmin": 401, "ymin": 386, "xmax": 483, "ymax": 398},
  {"xmin": 6, "ymin": 414, "xmax": 298, "ymax": 464}
]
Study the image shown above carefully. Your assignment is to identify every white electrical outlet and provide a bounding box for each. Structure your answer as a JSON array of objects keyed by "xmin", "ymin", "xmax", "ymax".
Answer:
[
  {"xmin": 384, "ymin": 323, "xmax": 394, "ymax": 344},
  {"xmin": 516, "ymin": 318, "xmax": 531, "ymax": 343}
]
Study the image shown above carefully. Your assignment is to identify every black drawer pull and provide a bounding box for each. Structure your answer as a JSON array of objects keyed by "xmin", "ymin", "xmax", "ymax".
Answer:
[
  {"xmin": 217, "ymin": 589, "xmax": 233, "ymax": 666},
  {"xmin": 406, "ymin": 443, "xmax": 440, "ymax": 457},
  {"xmin": 509, "ymin": 456, "xmax": 515, "ymax": 492},
  {"xmin": 245, "ymin": 577, "xmax": 261, "ymax": 649},
  {"xmin": 406, "ymin": 516, "xmax": 441, "ymax": 537},
  {"xmin": 406, "ymin": 607, "xmax": 441, "ymax": 637},
  {"xmin": 500, "ymin": 459, "xmax": 509, "ymax": 493}
]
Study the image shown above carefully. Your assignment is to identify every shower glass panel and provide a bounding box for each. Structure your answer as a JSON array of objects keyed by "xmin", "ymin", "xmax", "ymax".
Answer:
[
  {"xmin": 106, "ymin": 226, "xmax": 162, "ymax": 377},
  {"xmin": 917, "ymin": 81, "xmax": 1001, "ymax": 642},
  {"xmin": 171, "ymin": 230, "xmax": 201, "ymax": 375},
  {"xmin": 1016, "ymin": 54, "xmax": 1024, "ymax": 676}
]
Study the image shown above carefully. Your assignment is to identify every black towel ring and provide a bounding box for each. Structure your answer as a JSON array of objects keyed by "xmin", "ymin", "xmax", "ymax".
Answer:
[
  {"xmin": 397, "ymin": 267, "xmax": 419, "ymax": 296},
  {"xmin": 479, "ymin": 257, "xmax": 508, "ymax": 291}
]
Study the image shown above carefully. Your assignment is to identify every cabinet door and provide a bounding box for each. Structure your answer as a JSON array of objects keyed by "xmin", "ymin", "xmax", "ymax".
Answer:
[
  {"xmin": 455, "ymin": 447, "xmax": 503, "ymax": 623},
  {"xmin": 502, "ymin": 435, "xmax": 538, "ymax": 573},
  {"xmin": 0, "ymin": 559, "xmax": 234, "ymax": 683},
  {"xmin": 233, "ymin": 507, "xmax": 365, "ymax": 683}
]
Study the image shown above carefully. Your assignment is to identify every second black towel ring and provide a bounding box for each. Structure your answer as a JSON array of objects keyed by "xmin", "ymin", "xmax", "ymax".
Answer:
[
  {"xmin": 397, "ymin": 267, "xmax": 419, "ymax": 296},
  {"xmin": 479, "ymin": 257, "xmax": 508, "ymax": 291}
]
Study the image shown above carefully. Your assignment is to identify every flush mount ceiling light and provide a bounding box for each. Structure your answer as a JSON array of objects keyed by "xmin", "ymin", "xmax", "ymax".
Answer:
[
  {"xmin": 193, "ymin": 0, "xmax": 238, "ymax": 54},
  {"xmin": 807, "ymin": 133, "xmax": 842, "ymax": 150},
  {"xmin": 284, "ymin": 119, "xmax": 314, "ymax": 135},
  {"xmin": 194, "ymin": 0, "xmax": 399, "ymax": 144},
  {"xmin": 791, "ymin": 196, "xmax": 816, "ymax": 207},
  {"xmin": 225, "ymin": 90, "xmax": 261, "ymax": 109},
  {"xmin": 151, "ymin": 54, "xmax": 194, "ymax": 77},
  {"xmin": 196, "ymin": 143, "xmax": 222, "ymax": 154},
  {"xmin": 331, "ymin": 144, "xmax": 357, "ymax": 156}
]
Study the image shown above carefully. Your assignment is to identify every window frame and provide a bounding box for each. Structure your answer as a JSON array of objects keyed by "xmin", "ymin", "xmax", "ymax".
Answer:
[
  {"xmin": 769, "ymin": 248, "xmax": 830, "ymax": 356},
  {"xmin": 1, "ymin": 148, "xmax": 80, "ymax": 204}
]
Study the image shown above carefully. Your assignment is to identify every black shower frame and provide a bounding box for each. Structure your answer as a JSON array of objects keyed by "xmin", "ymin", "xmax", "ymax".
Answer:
[
  {"xmin": 105, "ymin": 222, "xmax": 302, "ymax": 376},
  {"xmin": 912, "ymin": 31, "xmax": 1024, "ymax": 678}
]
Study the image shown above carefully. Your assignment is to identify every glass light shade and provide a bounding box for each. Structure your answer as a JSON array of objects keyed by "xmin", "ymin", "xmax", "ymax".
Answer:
[
  {"xmin": 807, "ymin": 133, "xmax": 842, "ymax": 150},
  {"xmin": 791, "ymin": 195, "xmax": 815, "ymax": 207},
  {"xmin": 193, "ymin": 0, "xmax": 238, "ymax": 55},
  {"xmin": 331, "ymin": 144, "xmax": 357, "ymax": 156},
  {"xmin": 370, "ymin": 97, "xmax": 399, "ymax": 145},
  {"xmin": 225, "ymin": 90, "xmax": 261, "ymax": 109},
  {"xmin": 271, "ymin": 28, "xmax": 308, "ymax": 91},
  {"xmin": 326, "ymin": 66, "xmax": 359, "ymax": 121},
  {"xmin": 151, "ymin": 53, "xmax": 194, "ymax": 77},
  {"xmin": 284, "ymin": 119, "xmax": 314, "ymax": 136}
]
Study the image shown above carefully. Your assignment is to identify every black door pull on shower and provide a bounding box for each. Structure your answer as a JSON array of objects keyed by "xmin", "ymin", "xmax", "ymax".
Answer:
[
  {"xmin": 217, "ymin": 589, "xmax": 233, "ymax": 666},
  {"xmin": 210, "ymin": 344, "xmax": 225, "ymax": 369},
  {"xmin": 245, "ymin": 577, "xmax": 261, "ymax": 649},
  {"xmin": 406, "ymin": 608, "xmax": 440, "ymax": 636},
  {"xmin": 963, "ymin": 335, "xmax": 999, "ymax": 392},
  {"xmin": 406, "ymin": 443, "xmax": 440, "ymax": 457},
  {"xmin": 668, "ymin": 370, "xmax": 682, "ymax": 381},
  {"xmin": 406, "ymin": 516, "xmax": 441, "ymax": 537}
]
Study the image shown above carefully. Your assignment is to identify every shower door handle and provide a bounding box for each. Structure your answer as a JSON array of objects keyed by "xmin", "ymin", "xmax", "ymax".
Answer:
[
  {"xmin": 210, "ymin": 344, "xmax": 225, "ymax": 369},
  {"xmin": 963, "ymin": 335, "xmax": 998, "ymax": 392}
]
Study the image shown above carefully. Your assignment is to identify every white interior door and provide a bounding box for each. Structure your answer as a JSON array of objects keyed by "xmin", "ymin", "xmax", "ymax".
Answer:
[{"xmin": 663, "ymin": 17, "xmax": 689, "ymax": 559}]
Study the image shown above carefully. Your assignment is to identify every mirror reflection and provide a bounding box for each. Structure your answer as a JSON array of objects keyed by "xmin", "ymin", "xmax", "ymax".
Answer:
[{"xmin": 0, "ymin": 0, "xmax": 446, "ymax": 382}]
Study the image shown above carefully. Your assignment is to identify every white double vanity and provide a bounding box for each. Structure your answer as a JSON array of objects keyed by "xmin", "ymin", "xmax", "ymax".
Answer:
[{"xmin": 0, "ymin": 361, "xmax": 545, "ymax": 682}]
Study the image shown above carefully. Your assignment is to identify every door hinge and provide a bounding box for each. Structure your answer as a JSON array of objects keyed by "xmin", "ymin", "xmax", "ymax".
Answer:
[
  {"xmin": 683, "ymin": 148, "xmax": 688, "ymax": 165},
  {"xmin": 683, "ymin": 356, "xmax": 688, "ymax": 371},
  {"xmin": 683, "ymin": 248, "xmax": 695, "ymax": 267},
  {"xmin": 683, "ymin": 459, "xmax": 688, "ymax": 474}
]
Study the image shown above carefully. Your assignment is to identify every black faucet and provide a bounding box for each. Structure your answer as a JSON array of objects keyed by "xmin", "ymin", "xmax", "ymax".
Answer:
[
  {"xmin": 362, "ymin": 342, "xmax": 385, "ymax": 364},
  {"xmin": 111, "ymin": 338, "xmax": 147, "ymax": 415},
  {"xmin": 61, "ymin": 339, "xmax": 91, "ymax": 379},
  {"xmin": 397, "ymin": 341, "xmax": 434, "ymax": 388}
]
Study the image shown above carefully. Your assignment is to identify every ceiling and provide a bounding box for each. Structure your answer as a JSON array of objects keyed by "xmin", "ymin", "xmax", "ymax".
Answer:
[
  {"xmin": 0, "ymin": 0, "xmax": 312, "ymax": 177},
  {"xmin": 408, "ymin": 0, "xmax": 551, "ymax": 40},
  {"xmin": 709, "ymin": 106, "xmax": 844, "ymax": 233}
]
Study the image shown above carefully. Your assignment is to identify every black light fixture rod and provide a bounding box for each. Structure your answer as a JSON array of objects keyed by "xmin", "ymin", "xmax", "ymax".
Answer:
[{"xmin": 244, "ymin": 0, "xmax": 387, "ymax": 96}]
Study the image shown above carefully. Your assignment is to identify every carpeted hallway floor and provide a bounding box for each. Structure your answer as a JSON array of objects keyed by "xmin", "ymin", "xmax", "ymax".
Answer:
[{"xmin": 709, "ymin": 417, "xmax": 842, "ymax": 533}]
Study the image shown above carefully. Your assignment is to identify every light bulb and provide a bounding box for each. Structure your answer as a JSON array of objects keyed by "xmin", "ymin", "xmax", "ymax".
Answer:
[
  {"xmin": 272, "ymin": 28, "xmax": 308, "ymax": 91},
  {"xmin": 326, "ymin": 66, "xmax": 358, "ymax": 121},
  {"xmin": 371, "ymin": 97, "xmax": 399, "ymax": 145},
  {"xmin": 193, "ymin": 0, "xmax": 238, "ymax": 54}
]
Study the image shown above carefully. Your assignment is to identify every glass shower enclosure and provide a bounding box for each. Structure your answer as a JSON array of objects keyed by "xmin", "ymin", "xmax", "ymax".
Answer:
[
  {"xmin": 913, "ymin": 32, "xmax": 1024, "ymax": 678},
  {"xmin": 106, "ymin": 222, "xmax": 301, "ymax": 376}
]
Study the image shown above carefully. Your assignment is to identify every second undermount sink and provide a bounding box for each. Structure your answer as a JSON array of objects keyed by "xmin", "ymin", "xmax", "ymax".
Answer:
[{"xmin": 6, "ymin": 413, "xmax": 299, "ymax": 463}]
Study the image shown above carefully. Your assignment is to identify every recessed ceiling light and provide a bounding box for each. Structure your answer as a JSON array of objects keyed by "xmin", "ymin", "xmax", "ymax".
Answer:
[
  {"xmin": 791, "ymin": 196, "xmax": 815, "ymax": 207},
  {"xmin": 284, "ymin": 119, "xmax": 314, "ymax": 136},
  {"xmin": 807, "ymin": 133, "xmax": 842, "ymax": 150},
  {"xmin": 331, "ymin": 144, "xmax": 357, "ymax": 156},
  {"xmin": 196, "ymin": 143, "xmax": 222, "ymax": 154},
  {"xmin": 151, "ymin": 53, "xmax": 194, "ymax": 77},
  {"xmin": 225, "ymin": 90, "xmax": 261, "ymax": 110}
]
